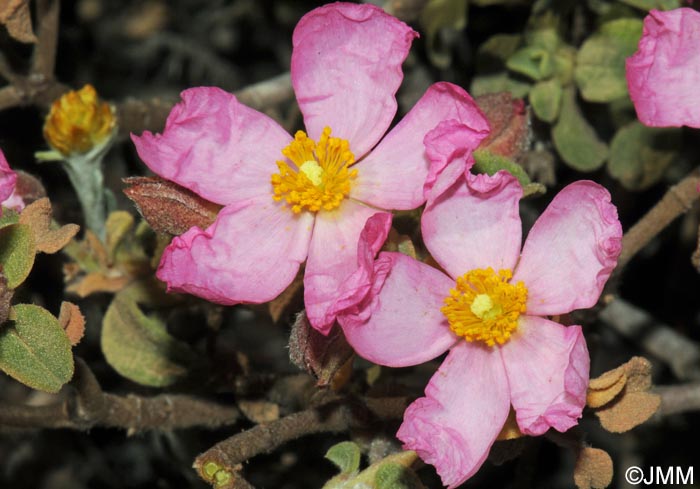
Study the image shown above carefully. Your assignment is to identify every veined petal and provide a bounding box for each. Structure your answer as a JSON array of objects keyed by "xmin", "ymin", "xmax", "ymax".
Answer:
[
  {"xmin": 291, "ymin": 3, "xmax": 417, "ymax": 158},
  {"xmin": 500, "ymin": 316, "xmax": 589, "ymax": 436},
  {"xmin": 351, "ymin": 82, "xmax": 489, "ymax": 210},
  {"xmin": 131, "ymin": 87, "xmax": 292, "ymax": 206},
  {"xmin": 397, "ymin": 342, "xmax": 510, "ymax": 488},
  {"xmin": 513, "ymin": 181, "xmax": 622, "ymax": 316},
  {"xmin": 340, "ymin": 252, "xmax": 457, "ymax": 367},
  {"xmin": 0, "ymin": 149, "xmax": 17, "ymax": 205},
  {"xmin": 626, "ymin": 8, "xmax": 700, "ymax": 128},
  {"xmin": 422, "ymin": 171, "xmax": 522, "ymax": 280},
  {"xmin": 304, "ymin": 199, "xmax": 378, "ymax": 334},
  {"xmin": 157, "ymin": 198, "xmax": 313, "ymax": 304}
]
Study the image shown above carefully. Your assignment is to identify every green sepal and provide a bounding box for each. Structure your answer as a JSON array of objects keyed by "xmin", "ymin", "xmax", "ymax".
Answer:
[{"xmin": 473, "ymin": 150, "xmax": 531, "ymax": 187}]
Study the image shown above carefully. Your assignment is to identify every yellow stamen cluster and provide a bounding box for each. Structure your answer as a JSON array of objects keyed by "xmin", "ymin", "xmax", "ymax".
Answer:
[
  {"xmin": 43, "ymin": 84, "xmax": 116, "ymax": 156},
  {"xmin": 271, "ymin": 127, "xmax": 357, "ymax": 213},
  {"xmin": 442, "ymin": 267, "xmax": 528, "ymax": 347}
]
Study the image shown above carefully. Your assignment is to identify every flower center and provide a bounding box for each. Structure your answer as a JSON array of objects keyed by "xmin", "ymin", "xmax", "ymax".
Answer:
[
  {"xmin": 441, "ymin": 267, "xmax": 527, "ymax": 347},
  {"xmin": 271, "ymin": 127, "xmax": 357, "ymax": 213}
]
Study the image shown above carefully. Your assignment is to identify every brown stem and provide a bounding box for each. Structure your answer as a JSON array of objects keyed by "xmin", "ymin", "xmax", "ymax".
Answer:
[
  {"xmin": 32, "ymin": 0, "xmax": 60, "ymax": 78},
  {"xmin": 618, "ymin": 169, "xmax": 700, "ymax": 270},
  {"xmin": 0, "ymin": 358, "xmax": 240, "ymax": 432},
  {"xmin": 193, "ymin": 395, "xmax": 408, "ymax": 488},
  {"xmin": 655, "ymin": 383, "xmax": 700, "ymax": 417}
]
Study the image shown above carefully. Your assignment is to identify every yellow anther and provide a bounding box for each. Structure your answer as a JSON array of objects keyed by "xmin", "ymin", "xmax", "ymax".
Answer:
[
  {"xmin": 442, "ymin": 267, "xmax": 528, "ymax": 347},
  {"xmin": 43, "ymin": 84, "xmax": 116, "ymax": 156},
  {"xmin": 271, "ymin": 127, "xmax": 357, "ymax": 213}
]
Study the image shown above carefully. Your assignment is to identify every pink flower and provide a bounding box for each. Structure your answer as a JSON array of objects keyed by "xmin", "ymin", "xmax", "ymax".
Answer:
[
  {"xmin": 338, "ymin": 141, "xmax": 622, "ymax": 486},
  {"xmin": 131, "ymin": 2, "xmax": 489, "ymax": 333},
  {"xmin": 626, "ymin": 8, "xmax": 700, "ymax": 127},
  {"xmin": 0, "ymin": 149, "xmax": 24, "ymax": 214}
]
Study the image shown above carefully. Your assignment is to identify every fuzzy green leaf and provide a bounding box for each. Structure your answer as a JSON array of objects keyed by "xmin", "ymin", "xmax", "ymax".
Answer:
[
  {"xmin": 506, "ymin": 46, "xmax": 554, "ymax": 81},
  {"xmin": 101, "ymin": 282, "xmax": 195, "ymax": 387},
  {"xmin": 473, "ymin": 150, "xmax": 531, "ymax": 187},
  {"xmin": 325, "ymin": 441, "xmax": 362, "ymax": 475},
  {"xmin": 575, "ymin": 18, "xmax": 643, "ymax": 102},
  {"xmin": 0, "ymin": 304, "xmax": 74, "ymax": 392},
  {"xmin": 0, "ymin": 223, "xmax": 36, "ymax": 289},
  {"xmin": 375, "ymin": 463, "xmax": 424, "ymax": 489},
  {"xmin": 420, "ymin": 0, "xmax": 468, "ymax": 68},
  {"xmin": 552, "ymin": 89, "xmax": 608, "ymax": 171},
  {"xmin": 530, "ymin": 78, "xmax": 563, "ymax": 122},
  {"xmin": 609, "ymin": 121, "xmax": 680, "ymax": 190},
  {"xmin": 0, "ymin": 208, "xmax": 20, "ymax": 229},
  {"xmin": 471, "ymin": 73, "xmax": 532, "ymax": 98}
]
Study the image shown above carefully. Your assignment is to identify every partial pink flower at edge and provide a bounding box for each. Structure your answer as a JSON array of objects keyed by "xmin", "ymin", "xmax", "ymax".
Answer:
[
  {"xmin": 0, "ymin": 149, "xmax": 23, "ymax": 214},
  {"xmin": 339, "ymin": 167, "xmax": 622, "ymax": 486},
  {"xmin": 131, "ymin": 2, "xmax": 490, "ymax": 334},
  {"xmin": 626, "ymin": 8, "xmax": 700, "ymax": 127}
]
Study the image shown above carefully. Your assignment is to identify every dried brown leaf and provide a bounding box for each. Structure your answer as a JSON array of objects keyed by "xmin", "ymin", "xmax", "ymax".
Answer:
[
  {"xmin": 588, "ymin": 364, "xmax": 625, "ymax": 391},
  {"xmin": 587, "ymin": 357, "xmax": 654, "ymax": 409},
  {"xmin": 123, "ymin": 176, "xmax": 221, "ymax": 236},
  {"xmin": 0, "ymin": 0, "xmax": 37, "ymax": 43},
  {"xmin": 587, "ymin": 374, "xmax": 626, "ymax": 408},
  {"xmin": 19, "ymin": 198, "xmax": 79, "ymax": 254},
  {"xmin": 237, "ymin": 400, "xmax": 280, "ymax": 424},
  {"xmin": 58, "ymin": 301, "xmax": 85, "ymax": 346},
  {"xmin": 574, "ymin": 447, "xmax": 613, "ymax": 489},
  {"xmin": 268, "ymin": 271, "xmax": 303, "ymax": 323},
  {"xmin": 595, "ymin": 391, "xmax": 661, "ymax": 433},
  {"xmin": 66, "ymin": 272, "xmax": 130, "ymax": 298},
  {"xmin": 622, "ymin": 356, "xmax": 653, "ymax": 393}
]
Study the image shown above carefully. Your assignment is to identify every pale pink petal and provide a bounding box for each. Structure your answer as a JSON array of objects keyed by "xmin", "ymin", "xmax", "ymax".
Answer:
[
  {"xmin": 500, "ymin": 316, "xmax": 589, "ymax": 436},
  {"xmin": 132, "ymin": 87, "xmax": 292, "ymax": 206},
  {"xmin": 304, "ymin": 199, "xmax": 378, "ymax": 334},
  {"xmin": 340, "ymin": 252, "xmax": 457, "ymax": 367},
  {"xmin": 157, "ymin": 197, "xmax": 313, "ymax": 304},
  {"xmin": 351, "ymin": 82, "xmax": 489, "ymax": 210},
  {"xmin": 327, "ymin": 212, "xmax": 392, "ymax": 324},
  {"xmin": 0, "ymin": 149, "xmax": 17, "ymax": 205},
  {"xmin": 2, "ymin": 191, "xmax": 24, "ymax": 212},
  {"xmin": 422, "ymin": 170, "xmax": 522, "ymax": 280},
  {"xmin": 397, "ymin": 342, "xmax": 511, "ymax": 488},
  {"xmin": 291, "ymin": 3, "xmax": 417, "ymax": 157},
  {"xmin": 513, "ymin": 181, "xmax": 622, "ymax": 316},
  {"xmin": 626, "ymin": 8, "xmax": 700, "ymax": 128}
]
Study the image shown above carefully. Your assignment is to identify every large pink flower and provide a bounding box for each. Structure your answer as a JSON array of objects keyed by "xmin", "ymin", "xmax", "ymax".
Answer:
[
  {"xmin": 131, "ymin": 2, "xmax": 489, "ymax": 334},
  {"xmin": 0, "ymin": 149, "xmax": 23, "ymax": 214},
  {"xmin": 339, "ymin": 155, "xmax": 622, "ymax": 485},
  {"xmin": 626, "ymin": 8, "xmax": 700, "ymax": 127}
]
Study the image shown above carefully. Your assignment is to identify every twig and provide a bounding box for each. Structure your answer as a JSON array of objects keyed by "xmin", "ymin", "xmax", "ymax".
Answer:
[
  {"xmin": 193, "ymin": 395, "xmax": 409, "ymax": 488},
  {"xmin": 32, "ymin": 0, "xmax": 60, "ymax": 78},
  {"xmin": 599, "ymin": 299, "xmax": 700, "ymax": 381},
  {"xmin": 654, "ymin": 383, "xmax": 700, "ymax": 417},
  {"xmin": 617, "ymin": 169, "xmax": 700, "ymax": 270},
  {"xmin": 0, "ymin": 358, "xmax": 240, "ymax": 432}
]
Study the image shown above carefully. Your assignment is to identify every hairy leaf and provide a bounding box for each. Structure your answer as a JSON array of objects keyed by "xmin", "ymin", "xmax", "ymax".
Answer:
[{"xmin": 0, "ymin": 223, "xmax": 36, "ymax": 289}]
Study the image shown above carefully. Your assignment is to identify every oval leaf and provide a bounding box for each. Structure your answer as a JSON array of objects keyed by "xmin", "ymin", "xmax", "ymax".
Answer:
[
  {"xmin": 0, "ymin": 223, "xmax": 36, "ymax": 289},
  {"xmin": 530, "ymin": 78, "xmax": 562, "ymax": 123},
  {"xmin": 0, "ymin": 304, "xmax": 74, "ymax": 392}
]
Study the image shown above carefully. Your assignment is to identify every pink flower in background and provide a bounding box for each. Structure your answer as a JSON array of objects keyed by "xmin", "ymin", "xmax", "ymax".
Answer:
[
  {"xmin": 0, "ymin": 149, "xmax": 24, "ymax": 214},
  {"xmin": 132, "ymin": 2, "xmax": 489, "ymax": 334},
  {"xmin": 626, "ymin": 8, "xmax": 700, "ymax": 127},
  {"xmin": 339, "ymin": 153, "xmax": 622, "ymax": 485}
]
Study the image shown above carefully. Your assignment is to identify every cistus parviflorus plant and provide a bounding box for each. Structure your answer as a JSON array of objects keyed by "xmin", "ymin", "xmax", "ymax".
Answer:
[{"xmin": 0, "ymin": 1, "xmax": 699, "ymax": 489}]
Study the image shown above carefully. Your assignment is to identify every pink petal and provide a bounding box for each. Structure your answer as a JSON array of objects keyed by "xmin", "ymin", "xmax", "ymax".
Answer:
[
  {"xmin": 351, "ymin": 82, "xmax": 489, "ymax": 210},
  {"xmin": 291, "ymin": 3, "xmax": 417, "ymax": 158},
  {"xmin": 303, "ymin": 199, "xmax": 379, "ymax": 334},
  {"xmin": 0, "ymin": 149, "xmax": 17, "ymax": 206},
  {"xmin": 327, "ymin": 212, "xmax": 393, "ymax": 325},
  {"xmin": 500, "ymin": 315, "xmax": 589, "ymax": 436},
  {"xmin": 131, "ymin": 87, "xmax": 292, "ymax": 206},
  {"xmin": 340, "ymin": 252, "xmax": 457, "ymax": 367},
  {"xmin": 157, "ymin": 197, "xmax": 313, "ymax": 304},
  {"xmin": 397, "ymin": 342, "xmax": 511, "ymax": 488},
  {"xmin": 513, "ymin": 181, "xmax": 622, "ymax": 316},
  {"xmin": 626, "ymin": 8, "xmax": 700, "ymax": 128},
  {"xmin": 422, "ymin": 170, "xmax": 522, "ymax": 280}
]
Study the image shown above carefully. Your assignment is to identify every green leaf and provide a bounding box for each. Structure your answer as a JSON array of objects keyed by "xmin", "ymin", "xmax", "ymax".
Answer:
[
  {"xmin": 0, "ymin": 223, "xmax": 36, "ymax": 289},
  {"xmin": 473, "ymin": 150, "xmax": 531, "ymax": 187},
  {"xmin": 470, "ymin": 73, "xmax": 532, "ymax": 98},
  {"xmin": 609, "ymin": 121, "xmax": 680, "ymax": 190},
  {"xmin": 619, "ymin": 0, "xmax": 680, "ymax": 11},
  {"xmin": 420, "ymin": 0, "xmax": 468, "ymax": 68},
  {"xmin": 506, "ymin": 46, "xmax": 554, "ymax": 81},
  {"xmin": 530, "ymin": 78, "xmax": 563, "ymax": 123},
  {"xmin": 574, "ymin": 18, "xmax": 643, "ymax": 102},
  {"xmin": 101, "ymin": 282, "xmax": 195, "ymax": 387},
  {"xmin": 375, "ymin": 463, "xmax": 424, "ymax": 489},
  {"xmin": 552, "ymin": 89, "xmax": 608, "ymax": 171},
  {"xmin": 0, "ymin": 304, "xmax": 74, "ymax": 392},
  {"xmin": 0, "ymin": 208, "xmax": 19, "ymax": 229},
  {"xmin": 325, "ymin": 441, "xmax": 362, "ymax": 475}
]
